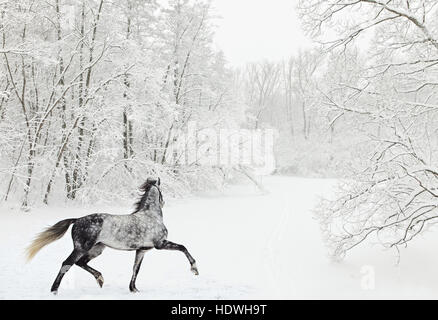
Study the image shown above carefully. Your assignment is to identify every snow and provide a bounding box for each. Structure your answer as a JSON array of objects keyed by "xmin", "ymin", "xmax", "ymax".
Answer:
[{"xmin": 1, "ymin": 175, "xmax": 438, "ymax": 299}]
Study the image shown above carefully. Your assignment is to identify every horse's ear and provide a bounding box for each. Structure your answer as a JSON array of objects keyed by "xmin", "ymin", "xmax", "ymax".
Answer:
[{"xmin": 157, "ymin": 177, "xmax": 161, "ymax": 186}]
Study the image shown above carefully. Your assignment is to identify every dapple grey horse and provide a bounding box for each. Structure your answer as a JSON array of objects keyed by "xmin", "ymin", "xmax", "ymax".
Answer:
[{"xmin": 26, "ymin": 178, "xmax": 199, "ymax": 294}]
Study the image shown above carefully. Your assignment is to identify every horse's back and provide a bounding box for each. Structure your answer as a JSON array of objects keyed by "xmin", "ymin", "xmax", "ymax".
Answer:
[{"xmin": 97, "ymin": 212, "xmax": 167, "ymax": 251}]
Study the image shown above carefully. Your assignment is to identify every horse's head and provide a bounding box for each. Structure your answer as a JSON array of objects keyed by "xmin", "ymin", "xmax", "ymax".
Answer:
[
  {"xmin": 142, "ymin": 178, "xmax": 165, "ymax": 208},
  {"xmin": 146, "ymin": 177, "xmax": 165, "ymax": 209},
  {"xmin": 133, "ymin": 177, "xmax": 165, "ymax": 213}
]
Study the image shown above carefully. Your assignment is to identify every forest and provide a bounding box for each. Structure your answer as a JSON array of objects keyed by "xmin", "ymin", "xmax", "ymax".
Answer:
[{"xmin": 2, "ymin": 0, "xmax": 438, "ymax": 262}]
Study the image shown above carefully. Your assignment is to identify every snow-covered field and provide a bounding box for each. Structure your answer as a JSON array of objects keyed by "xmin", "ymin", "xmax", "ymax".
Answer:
[{"xmin": 1, "ymin": 175, "xmax": 438, "ymax": 300}]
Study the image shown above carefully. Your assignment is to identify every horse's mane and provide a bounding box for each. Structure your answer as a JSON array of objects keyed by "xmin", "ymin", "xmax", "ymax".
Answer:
[{"xmin": 132, "ymin": 181, "xmax": 154, "ymax": 213}]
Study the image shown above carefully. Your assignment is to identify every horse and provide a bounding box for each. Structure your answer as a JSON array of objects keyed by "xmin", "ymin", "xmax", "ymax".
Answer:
[{"xmin": 25, "ymin": 177, "xmax": 199, "ymax": 294}]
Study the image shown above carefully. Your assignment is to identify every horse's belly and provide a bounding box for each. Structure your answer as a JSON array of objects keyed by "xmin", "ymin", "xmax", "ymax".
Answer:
[{"xmin": 100, "ymin": 238, "xmax": 154, "ymax": 251}]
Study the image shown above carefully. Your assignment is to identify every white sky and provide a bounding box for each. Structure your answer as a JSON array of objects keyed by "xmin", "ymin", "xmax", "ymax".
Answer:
[{"xmin": 211, "ymin": 0, "xmax": 311, "ymax": 67}]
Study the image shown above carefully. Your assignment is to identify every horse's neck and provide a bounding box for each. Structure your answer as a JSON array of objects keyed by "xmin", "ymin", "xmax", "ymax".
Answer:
[
  {"xmin": 145, "ymin": 188, "xmax": 160, "ymax": 208},
  {"xmin": 136, "ymin": 203, "xmax": 162, "ymax": 218}
]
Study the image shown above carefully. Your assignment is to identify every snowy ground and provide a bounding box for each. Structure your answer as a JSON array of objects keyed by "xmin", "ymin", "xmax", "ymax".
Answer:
[{"xmin": 2, "ymin": 175, "xmax": 438, "ymax": 300}]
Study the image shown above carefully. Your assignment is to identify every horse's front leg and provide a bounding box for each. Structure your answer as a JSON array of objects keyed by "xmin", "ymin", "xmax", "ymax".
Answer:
[
  {"xmin": 129, "ymin": 249, "xmax": 151, "ymax": 293},
  {"xmin": 155, "ymin": 240, "xmax": 199, "ymax": 275}
]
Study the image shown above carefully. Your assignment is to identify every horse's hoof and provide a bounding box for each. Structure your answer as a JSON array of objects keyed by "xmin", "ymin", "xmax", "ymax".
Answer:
[
  {"xmin": 51, "ymin": 290, "xmax": 58, "ymax": 296},
  {"xmin": 96, "ymin": 275, "xmax": 104, "ymax": 288},
  {"xmin": 191, "ymin": 264, "xmax": 199, "ymax": 276},
  {"xmin": 130, "ymin": 287, "xmax": 139, "ymax": 293}
]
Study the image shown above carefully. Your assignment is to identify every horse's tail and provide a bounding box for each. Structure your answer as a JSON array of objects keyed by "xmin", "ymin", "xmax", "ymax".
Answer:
[{"xmin": 25, "ymin": 219, "xmax": 77, "ymax": 262}]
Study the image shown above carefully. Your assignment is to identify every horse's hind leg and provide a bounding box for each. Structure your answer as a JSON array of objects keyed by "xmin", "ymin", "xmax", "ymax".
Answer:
[
  {"xmin": 51, "ymin": 249, "xmax": 86, "ymax": 294},
  {"xmin": 155, "ymin": 240, "xmax": 199, "ymax": 275},
  {"xmin": 76, "ymin": 243, "xmax": 106, "ymax": 288}
]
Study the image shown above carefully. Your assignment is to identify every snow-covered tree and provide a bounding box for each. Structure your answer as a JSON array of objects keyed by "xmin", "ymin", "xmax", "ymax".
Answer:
[
  {"xmin": 0, "ymin": 0, "xmax": 245, "ymax": 208},
  {"xmin": 298, "ymin": 0, "xmax": 438, "ymax": 258}
]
